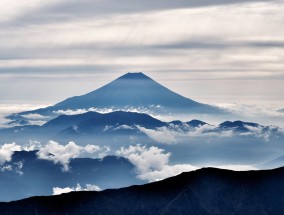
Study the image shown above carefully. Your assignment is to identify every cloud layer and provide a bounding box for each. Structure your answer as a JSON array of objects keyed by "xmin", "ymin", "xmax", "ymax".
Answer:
[
  {"xmin": 0, "ymin": 140, "xmax": 110, "ymax": 172},
  {"xmin": 116, "ymin": 144, "xmax": 257, "ymax": 181},
  {"xmin": 0, "ymin": 0, "xmax": 283, "ymax": 105}
]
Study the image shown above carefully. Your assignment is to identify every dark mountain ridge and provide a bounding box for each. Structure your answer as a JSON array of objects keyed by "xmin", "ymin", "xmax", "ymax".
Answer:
[{"xmin": 1, "ymin": 167, "xmax": 284, "ymax": 214}]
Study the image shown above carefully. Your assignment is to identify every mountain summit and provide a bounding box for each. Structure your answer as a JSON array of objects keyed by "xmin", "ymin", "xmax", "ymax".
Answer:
[
  {"xmin": 9, "ymin": 72, "xmax": 225, "ymax": 118},
  {"xmin": 117, "ymin": 72, "xmax": 151, "ymax": 80},
  {"xmin": 54, "ymin": 72, "xmax": 206, "ymax": 110}
]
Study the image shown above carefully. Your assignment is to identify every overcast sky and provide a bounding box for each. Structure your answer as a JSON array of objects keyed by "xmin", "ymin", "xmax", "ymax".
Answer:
[{"xmin": 0, "ymin": 0, "xmax": 284, "ymax": 108}]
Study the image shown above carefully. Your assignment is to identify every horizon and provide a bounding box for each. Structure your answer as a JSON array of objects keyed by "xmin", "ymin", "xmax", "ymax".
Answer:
[
  {"xmin": 1, "ymin": 71, "xmax": 284, "ymax": 107},
  {"xmin": 1, "ymin": 71, "xmax": 284, "ymax": 128}
]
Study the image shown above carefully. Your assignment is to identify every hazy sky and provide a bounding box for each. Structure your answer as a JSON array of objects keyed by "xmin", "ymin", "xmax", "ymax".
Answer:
[{"xmin": 0, "ymin": 0, "xmax": 284, "ymax": 108}]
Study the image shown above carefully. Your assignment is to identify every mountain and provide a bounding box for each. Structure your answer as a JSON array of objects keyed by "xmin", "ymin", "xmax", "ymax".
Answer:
[
  {"xmin": 0, "ymin": 151, "xmax": 143, "ymax": 201},
  {"xmin": 1, "ymin": 167, "xmax": 284, "ymax": 214},
  {"xmin": 218, "ymin": 120, "xmax": 261, "ymax": 133},
  {"xmin": 187, "ymin": 119, "xmax": 208, "ymax": 127},
  {"xmin": 7, "ymin": 72, "xmax": 225, "ymax": 121},
  {"xmin": 44, "ymin": 111, "xmax": 166, "ymax": 132},
  {"xmin": 0, "ymin": 111, "xmax": 167, "ymax": 144},
  {"xmin": 0, "ymin": 111, "xmax": 281, "ymax": 145}
]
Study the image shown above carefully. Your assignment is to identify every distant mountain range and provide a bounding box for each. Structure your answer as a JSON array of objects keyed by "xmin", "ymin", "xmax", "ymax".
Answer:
[
  {"xmin": 7, "ymin": 72, "xmax": 226, "ymax": 122},
  {"xmin": 0, "ymin": 111, "xmax": 281, "ymax": 145},
  {"xmin": 0, "ymin": 151, "xmax": 143, "ymax": 202},
  {"xmin": 1, "ymin": 167, "xmax": 284, "ymax": 214}
]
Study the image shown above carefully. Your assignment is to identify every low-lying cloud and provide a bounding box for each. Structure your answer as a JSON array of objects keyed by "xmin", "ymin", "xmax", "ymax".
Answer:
[
  {"xmin": 0, "ymin": 143, "xmax": 21, "ymax": 164},
  {"xmin": 0, "ymin": 140, "xmax": 111, "ymax": 172},
  {"xmin": 37, "ymin": 141, "xmax": 108, "ymax": 171},
  {"xmin": 117, "ymin": 144, "xmax": 204, "ymax": 181},
  {"xmin": 53, "ymin": 183, "xmax": 101, "ymax": 195},
  {"xmin": 137, "ymin": 126, "xmax": 178, "ymax": 144},
  {"xmin": 117, "ymin": 144, "xmax": 258, "ymax": 182}
]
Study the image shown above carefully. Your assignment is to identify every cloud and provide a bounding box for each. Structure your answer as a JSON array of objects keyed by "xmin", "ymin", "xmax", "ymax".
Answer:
[
  {"xmin": 0, "ymin": 1, "xmax": 283, "ymax": 106},
  {"xmin": 117, "ymin": 144, "xmax": 258, "ymax": 181},
  {"xmin": 54, "ymin": 109, "xmax": 89, "ymax": 115},
  {"xmin": 137, "ymin": 124, "xmax": 235, "ymax": 144},
  {"xmin": 84, "ymin": 144, "xmax": 101, "ymax": 153},
  {"xmin": 2, "ymin": 0, "xmax": 275, "ymax": 26},
  {"xmin": 113, "ymin": 125, "xmax": 135, "ymax": 131},
  {"xmin": 1, "ymin": 161, "xmax": 24, "ymax": 175},
  {"xmin": 53, "ymin": 183, "xmax": 101, "ymax": 195},
  {"xmin": 0, "ymin": 143, "xmax": 21, "ymax": 164},
  {"xmin": 52, "ymin": 187, "xmax": 74, "ymax": 195},
  {"xmin": 137, "ymin": 126, "xmax": 178, "ymax": 144},
  {"xmin": 0, "ymin": 143, "xmax": 24, "ymax": 175},
  {"xmin": 53, "ymin": 106, "xmax": 155, "ymax": 116},
  {"xmin": 0, "ymin": 0, "xmax": 55, "ymax": 23},
  {"xmin": 116, "ymin": 144, "xmax": 198, "ymax": 181},
  {"xmin": 0, "ymin": 1, "xmax": 283, "ymax": 74},
  {"xmin": 22, "ymin": 140, "xmax": 41, "ymax": 151},
  {"xmin": 0, "ymin": 104, "xmax": 47, "ymax": 115},
  {"xmin": 216, "ymin": 103, "xmax": 284, "ymax": 128},
  {"xmin": 21, "ymin": 113, "xmax": 49, "ymax": 120},
  {"xmin": 117, "ymin": 145, "xmax": 171, "ymax": 175},
  {"xmin": 215, "ymin": 165, "xmax": 257, "ymax": 171},
  {"xmin": 0, "ymin": 104, "xmax": 49, "ymax": 128},
  {"xmin": 139, "ymin": 164, "xmax": 198, "ymax": 182},
  {"xmin": 36, "ymin": 141, "xmax": 104, "ymax": 171}
]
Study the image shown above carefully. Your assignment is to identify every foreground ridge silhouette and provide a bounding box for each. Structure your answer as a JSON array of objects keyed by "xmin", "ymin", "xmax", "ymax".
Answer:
[{"xmin": 1, "ymin": 167, "xmax": 284, "ymax": 215}]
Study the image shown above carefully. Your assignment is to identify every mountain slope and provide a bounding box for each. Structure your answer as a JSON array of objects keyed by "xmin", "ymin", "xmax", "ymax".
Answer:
[
  {"xmin": 218, "ymin": 120, "xmax": 261, "ymax": 132},
  {"xmin": 44, "ymin": 111, "xmax": 166, "ymax": 131},
  {"xmin": 54, "ymin": 72, "xmax": 205, "ymax": 110},
  {"xmin": 1, "ymin": 167, "xmax": 284, "ymax": 214},
  {"xmin": 8, "ymin": 72, "xmax": 225, "ymax": 120}
]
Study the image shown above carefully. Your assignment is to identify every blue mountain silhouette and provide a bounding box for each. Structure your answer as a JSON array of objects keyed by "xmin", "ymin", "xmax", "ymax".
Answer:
[
  {"xmin": 2, "ymin": 167, "xmax": 284, "ymax": 214},
  {"xmin": 8, "ymin": 72, "xmax": 225, "ymax": 120}
]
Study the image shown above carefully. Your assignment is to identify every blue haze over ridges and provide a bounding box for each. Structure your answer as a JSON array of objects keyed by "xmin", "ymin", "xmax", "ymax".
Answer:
[{"xmin": 0, "ymin": 151, "xmax": 142, "ymax": 202}]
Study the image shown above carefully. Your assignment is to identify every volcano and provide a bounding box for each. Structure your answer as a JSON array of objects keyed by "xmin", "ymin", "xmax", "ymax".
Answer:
[{"xmin": 9, "ymin": 72, "xmax": 225, "ymax": 119}]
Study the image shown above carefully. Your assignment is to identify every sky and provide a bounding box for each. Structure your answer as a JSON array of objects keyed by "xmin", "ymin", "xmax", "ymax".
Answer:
[{"xmin": 0, "ymin": 0, "xmax": 284, "ymax": 109}]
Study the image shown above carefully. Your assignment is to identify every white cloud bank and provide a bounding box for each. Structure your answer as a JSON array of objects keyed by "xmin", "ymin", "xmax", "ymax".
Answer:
[
  {"xmin": 117, "ymin": 144, "xmax": 201, "ymax": 181},
  {"xmin": 0, "ymin": 141, "xmax": 259, "ymax": 182},
  {"xmin": 0, "ymin": 143, "xmax": 21, "ymax": 164},
  {"xmin": 53, "ymin": 183, "xmax": 101, "ymax": 195},
  {"xmin": 137, "ymin": 124, "xmax": 235, "ymax": 144},
  {"xmin": 137, "ymin": 126, "xmax": 178, "ymax": 144},
  {"xmin": 0, "ymin": 140, "xmax": 111, "ymax": 173},
  {"xmin": 37, "ymin": 141, "xmax": 109, "ymax": 171},
  {"xmin": 117, "ymin": 144, "xmax": 257, "ymax": 182},
  {"xmin": 53, "ymin": 106, "xmax": 157, "ymax": 116}
]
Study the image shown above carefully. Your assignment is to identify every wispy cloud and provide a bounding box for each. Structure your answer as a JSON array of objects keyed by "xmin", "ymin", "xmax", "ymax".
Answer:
[{"xmin": 0, "ymin": 1, "xmax": 283, "ymax": 105}]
